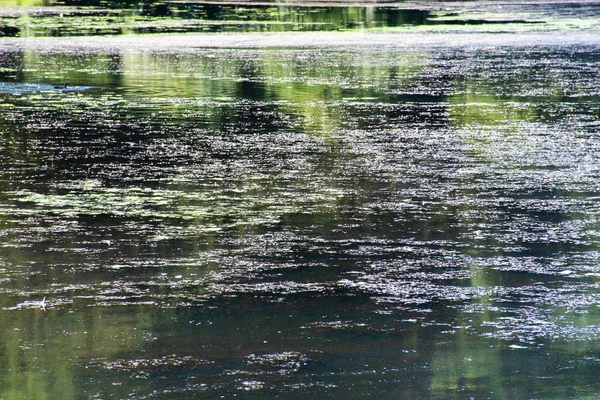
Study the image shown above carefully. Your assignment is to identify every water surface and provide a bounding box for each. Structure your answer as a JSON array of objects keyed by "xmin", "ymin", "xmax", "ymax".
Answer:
[
  {"xmin": 1, "ymin": 29, "xmax": 600, "ymax": 399},
  {"xmin": 2, "ymin": 0, "xmax": 600, "ymax": 36}
]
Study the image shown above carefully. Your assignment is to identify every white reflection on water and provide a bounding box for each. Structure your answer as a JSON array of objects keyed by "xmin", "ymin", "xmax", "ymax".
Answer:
[{"xmin": 0, "ymin": 81, "xmax": 91, "ymax": 94}]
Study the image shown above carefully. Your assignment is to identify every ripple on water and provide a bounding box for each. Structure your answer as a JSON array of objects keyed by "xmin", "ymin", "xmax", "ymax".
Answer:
[{"xmin": 2, "ymin": 33, "xmax": 600, "ymax": 398}]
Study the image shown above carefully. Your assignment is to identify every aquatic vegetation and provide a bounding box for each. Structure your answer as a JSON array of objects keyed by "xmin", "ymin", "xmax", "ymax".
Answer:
[{"xmin": 1, "ymin": 0, "xmax": 600, "ymax": 37}]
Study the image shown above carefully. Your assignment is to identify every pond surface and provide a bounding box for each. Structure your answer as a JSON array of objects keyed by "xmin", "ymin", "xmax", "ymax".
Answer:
[
  {"xmin": 2, "ymin": 0, "xmax": 600, "ymax": 36},
  {"xmin": 1, "ymin": 27, "xmax": 600, "ymax": 399}
]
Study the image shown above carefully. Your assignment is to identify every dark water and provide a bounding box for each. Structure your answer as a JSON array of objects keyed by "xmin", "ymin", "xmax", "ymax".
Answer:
[{"xmin": 1, "ymin": 31, "xmax": 600, "ymax": 399}]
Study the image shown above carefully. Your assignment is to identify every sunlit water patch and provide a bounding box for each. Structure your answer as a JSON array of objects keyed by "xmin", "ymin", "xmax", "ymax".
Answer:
[{"xmin": 0, "ymin": 81, "xmax": 87, "ymax": 94}]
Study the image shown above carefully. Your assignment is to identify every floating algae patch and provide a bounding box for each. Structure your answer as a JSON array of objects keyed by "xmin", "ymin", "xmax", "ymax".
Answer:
[
  {"xmin": 2, "ymin": 1, "xmax": 600, "ymax": 37},
  {"xmin": 9, "ymin": 178, "xmax": 336, "ymax": 230},
  {"xmin": 0, "ymin": 4, "xmax": 429, "ymax": 37},
  {"xmin": 12, "ymin": 186, "xmax": 182, "ymax": 218}
]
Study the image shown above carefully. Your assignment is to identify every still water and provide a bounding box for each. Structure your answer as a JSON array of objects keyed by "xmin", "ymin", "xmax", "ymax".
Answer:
[{"xmin": 1, "ymin": 31, "xmax": 600, "ymax": 399}]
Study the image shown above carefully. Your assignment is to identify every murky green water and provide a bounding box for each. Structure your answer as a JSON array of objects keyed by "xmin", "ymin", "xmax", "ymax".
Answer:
[{"xmin": 2, "ymin": 6, "xmax": 600, "ymax": 399}]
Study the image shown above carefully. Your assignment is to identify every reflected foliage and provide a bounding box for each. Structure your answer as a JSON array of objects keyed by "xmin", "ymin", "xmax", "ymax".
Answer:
[
  {"xmin": 0, "ymin": 2, "xmax": 430, "ymax": 37},
  {"xmin": 3, "ymin": 0, "xmax": 598, "ymax": 37}
]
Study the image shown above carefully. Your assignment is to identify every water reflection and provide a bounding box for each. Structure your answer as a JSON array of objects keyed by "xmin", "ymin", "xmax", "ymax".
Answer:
[
  {"xmin": 1, "ymin": 34, "xmax": 600, "ymax": 398},
  {"xmin": 3, "ymin": 0, "xmax": 599, "ymax": 37},
  {"xmin": 0, "ymin": 3, "xmax": 430, "ymax": 37},
  {"xmin": 140, "ymin": 3, "xmax": 429, "ymax": 29}
]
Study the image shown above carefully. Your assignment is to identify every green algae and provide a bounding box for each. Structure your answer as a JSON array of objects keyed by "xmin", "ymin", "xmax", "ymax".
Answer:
[{"xmin": 1, "ymin": 1, "xmax": 599, "ymax": 37}]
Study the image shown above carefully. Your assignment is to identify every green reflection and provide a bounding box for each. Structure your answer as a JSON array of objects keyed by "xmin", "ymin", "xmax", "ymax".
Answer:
[
  {"xmin": 0, "ymin": 3, "xmax": 429, "ymax": 37},
  {"xmin": 4, "ymin": 0, "xmax": 597, "ymax": 38},
  {"xmin": 0, "ymin": 305, "xmax": 164, "ymax": 399}
]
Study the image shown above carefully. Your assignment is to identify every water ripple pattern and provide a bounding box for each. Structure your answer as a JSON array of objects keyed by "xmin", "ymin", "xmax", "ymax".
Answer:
[{"xmin": 1, "ymin": 31, "xmax": 600, "ymax": 399}]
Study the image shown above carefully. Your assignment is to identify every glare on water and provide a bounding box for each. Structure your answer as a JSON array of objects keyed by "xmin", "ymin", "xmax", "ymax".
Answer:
[{"xmin": 1, "ymin": 11, "xmax": 600, "ymax": 399}]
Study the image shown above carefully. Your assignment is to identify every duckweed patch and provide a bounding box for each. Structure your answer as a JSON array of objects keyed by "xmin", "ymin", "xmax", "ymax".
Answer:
[{"xmin": 1, "ymin": 1, "xmax": 600, "ymax": 37}]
